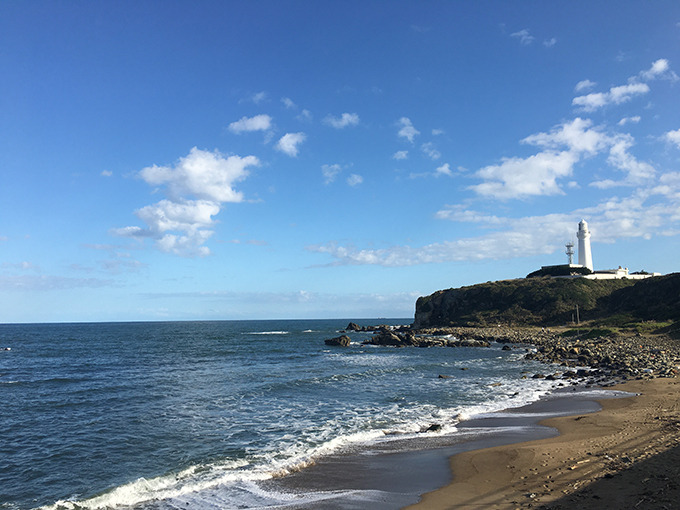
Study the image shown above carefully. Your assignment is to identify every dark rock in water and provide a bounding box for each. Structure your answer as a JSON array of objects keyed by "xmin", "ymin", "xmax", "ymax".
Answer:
[
  {"xmin": 364, "ymin": 331, "xmax": 408, "ymax": 346},
  {"xmin": 502, "ymin": 345, "xmax": 512, "ymax": 351},
  {"xmin": 438, "ymin": 374, "xmax": 454, "ymax": 379},
  {"xmin": 345, "ymin": 322, "xmax": 362, "ymax": 331},
  {"xmin": 325, "ymin": 335, "xmax": 351, "ymax": 347},
  {"xmin": 422, "ymin": 423, "xmax": 442, "ymax": 433}
]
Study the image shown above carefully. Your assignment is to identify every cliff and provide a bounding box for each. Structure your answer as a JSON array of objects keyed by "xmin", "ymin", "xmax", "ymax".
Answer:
[{"xmin": 413, "ymin": 273, "xmax": 680, "ymax": 329}]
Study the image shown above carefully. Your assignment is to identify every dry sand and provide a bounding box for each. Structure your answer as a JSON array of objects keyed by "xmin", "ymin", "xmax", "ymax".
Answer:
[{"xmin": 406, "ymin": 377, "xmax": 680, "ymax": 509}]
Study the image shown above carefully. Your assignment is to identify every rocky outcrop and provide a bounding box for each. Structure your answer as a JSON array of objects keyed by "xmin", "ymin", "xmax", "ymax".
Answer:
[
  {"xmin": 361, "ymin": 330, "xmax": 490, "ymax": 348},
  {"xmin": 414, "ymin": 274, "xmax": 680, "ymax": 330},
  {"xmin": 324, "ymin": 335, "xmax": 351, "ymax": 347},
  {"xmin": 343, "ymin": 322, "xmax": 409, "ymax": 333}
]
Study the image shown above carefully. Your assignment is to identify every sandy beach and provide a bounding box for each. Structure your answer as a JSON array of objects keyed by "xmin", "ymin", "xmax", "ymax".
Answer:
[{"xmin": 407, "ymin": 377, "xmax": 680, "ymax": 509}]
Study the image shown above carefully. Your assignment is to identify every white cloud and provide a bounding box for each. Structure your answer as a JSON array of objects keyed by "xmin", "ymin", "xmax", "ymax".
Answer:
[
  {"xmin": 393, "ymin": 150, "xmax": 408, "ymax": 160},
  {"xmin": 604, "ymin": 134, "xmax": 656, "ymax": 184},
  {"xmin": 324, "ymin": 112, "xmax": 360, "ymax": 129},
  {"xmin": 432, "ymin": 129, "xmax": 444, "ymax": 136},
  {"xmin": 473, "ymin": 119, "xmax": 613, "ymax": 199},
  {"xmin": 101, "ymin": 170, "xmax": 113, "ymax": 177},
  {"xmin": 543, "ymin": 38, "xmax": 557, "ymax": 48},
  {"xmin": 665, "ymin": 128, "xmax": 680, "ymax": 149},
  {"xmin": 275, "ymin": 132, "xmax": 306, "ymax": 157},
  {"xmin": 310, "ymin": 179, "xmax": 680, "ymax": 267},
  {"xmin": 473, "ymin": 118, "xmax": 657, "ymax": 196},
  {"xmin": 228, "ymin": 114, "xmax": 272, "ymax": 134},
  {"xmin": 575, "ymin": 79, "xmax": 596, "ymax": 92},
  {"xmin": 511, "ymin": 29, "xmax": 534, "ymax": 45},
  {"xmin": 139, "ymin": 147, "xmax": 259, "ymax": 202},
  {"xmin": 522, "ymin": 117, "xmax": 609, "ymax": 155},
  {"xmin": 435, "ymin": 163, "xmax": 453, "ymax": 177},
  {"xmin": 156, "ymin": 230, "xmax": 214, "ymax": 257},
  {"xmin": 618, "ymin": 116, "xmax": 641, "ymax": 126},
  {"xmin": 135, "ymin": 199, "xmax": 220, "ymax": 234},
  {"xmin": 397, "ymin": 117, "xmax": 420, "ymax": 143},
  {"xmin": 322, "ymin": 164, "xmax": 342, "ymax": 184},
  {"xmin": 281, "ymin": 97, "xmax": 296, "ymax": 108},
  {"xmin": 639, "ymin": 58, "xmax": 678, "ymax": 81},
  {"xmin": 114, "ymin": 148, "xmax": 259, "ymax": 256},
  {"xmin": 347, "ymin": 174, "xmax": 363, "ymax": 186},
  {"xmin": 471, "ymin": 150, "xmax": 578, "ymax": 199},
  {"xmin": 421, "ymin": 142, "xmax": 441, "ymax": 160},
  {"xmin": 573, "ymin": 82, "xmax": 649, "ymax": 112},
  {"xmin": 114, "ymin": 199, "xmax": 220, "ymax": 256}
]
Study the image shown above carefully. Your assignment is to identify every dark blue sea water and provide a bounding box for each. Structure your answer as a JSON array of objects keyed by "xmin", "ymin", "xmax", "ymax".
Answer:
[{"xmin": 0, "ymin": 320, "xmax": 563, "ymax": 509}]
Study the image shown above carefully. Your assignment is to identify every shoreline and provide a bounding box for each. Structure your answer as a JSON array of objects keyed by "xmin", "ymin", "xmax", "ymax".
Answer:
[
  {"xmin": 407, "ymin": 377, "xmax": 680, "ymax": 509},
  {"xmin": 264, "ymin": 384, "xmax": 632, "ymax": 509},
  {"xmin": 269, "ymin": 325, "xmax": 679, "ymax": 509}
]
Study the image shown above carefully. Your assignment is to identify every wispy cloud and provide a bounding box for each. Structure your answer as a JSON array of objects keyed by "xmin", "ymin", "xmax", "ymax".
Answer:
[
  {"xmin": 511, "ymin": 29, "xmax": 534, "ymax": 45},
  {"xmin": 323, "ymin": 112, "xmax": 360, "ymax": 129},
  {"xmin": 421, "ymin": 142, "xmax": 441, "ymax": 160},
  {"xmin": 573, "ymin": 82, "xmax": 650, "ymax": 112},
  {"xmin": 346, "ymin": 174, "xmax": 363, "ymax": 187},
  {"xmin": 618, "ymin": 116, "xmax": 641, "ymax": 126},
  {"xmin": 322, "ymin": 163, "xmax": 342, "ymax": 184},
  {"xmin": 573, "ymin": 59, "xmax": 676, "ymax": 112},
  {"xmin": 309, "ymin": 182, "xmax": 680, "ymax": 267},
  {"xmin": 228, "ymin": 114, "xmax": 272, "ymax": 134},
  {"xmin": 393, "ymin": 150, "xmax": 408, "ymax": 160},
  {"xmin": 281, "ymin": 97, "xmax": 296, "ymax": 109},
  {"xmin": 575, "ymin": 79, "xmax": 597, "ymax": 92},
  {"xmin": 397, "ymin": 117, "xmax": 420, "ymax": 143}
]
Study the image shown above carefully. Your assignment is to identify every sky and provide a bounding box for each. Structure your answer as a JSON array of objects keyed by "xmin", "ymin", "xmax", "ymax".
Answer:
[{"xmin": 1, "ymin": 1, "xmax": 680, "ymax": 323}]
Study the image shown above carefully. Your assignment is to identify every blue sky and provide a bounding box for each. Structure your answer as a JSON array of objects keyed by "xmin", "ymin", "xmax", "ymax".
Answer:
[{"xmin": 1, "ymin": 1, "xmax": 680, "ymax": 323}]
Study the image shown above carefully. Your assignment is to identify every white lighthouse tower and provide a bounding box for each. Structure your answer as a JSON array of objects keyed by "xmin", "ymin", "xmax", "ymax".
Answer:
[{"xmin": 577, "ymin": 220, "xmax": 593, "ymax": 271}]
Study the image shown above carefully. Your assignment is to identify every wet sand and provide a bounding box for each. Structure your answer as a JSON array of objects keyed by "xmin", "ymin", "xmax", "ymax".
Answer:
[
  {"xmin": 266, "ymin": 386, "xmax": 631, "ymax": 509},
  {"xmin": 407, "ymin": 377, "xmax": 680, "ymax": 509}
]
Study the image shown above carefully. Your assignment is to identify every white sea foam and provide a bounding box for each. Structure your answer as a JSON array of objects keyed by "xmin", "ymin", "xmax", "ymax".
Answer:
[{"xmin": 246, "ymin": 331, "xmax": 290, "ymax": 335}]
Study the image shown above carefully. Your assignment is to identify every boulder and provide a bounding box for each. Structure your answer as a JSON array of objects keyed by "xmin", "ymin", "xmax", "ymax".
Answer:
[{"xmin": 325, "ymin": 335, "xmax": 352, "ymax": 347}]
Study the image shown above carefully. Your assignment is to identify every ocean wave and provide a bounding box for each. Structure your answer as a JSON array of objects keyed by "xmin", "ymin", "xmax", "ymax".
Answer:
[{"xmin": 245, "ymin": 331, "xmax": 290, "ymax": 335}]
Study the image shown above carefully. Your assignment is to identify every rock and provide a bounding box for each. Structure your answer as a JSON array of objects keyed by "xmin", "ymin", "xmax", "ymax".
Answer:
[
  {"xmin": 325, "ymin": 335, "xmax": 351, "ymax": 347},
  {"xmin": 422, "ymin": 423, "xmax": 442, "ymax": 432},
  {"xmin": 438, "ymin": 374, "xmax": 454, "ymax": 379},
  {"xmin": 362, "ymin": 331, "xmax": 407, "ymax": 346},
  {"xmin": 345, "ymin": 322, "xmax": 362, "ymax": 331}
]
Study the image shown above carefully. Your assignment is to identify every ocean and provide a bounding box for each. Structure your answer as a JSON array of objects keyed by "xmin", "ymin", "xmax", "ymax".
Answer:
[{"xmin": 0, "ymin": 319, "xmax": 569, "ymax": 509}]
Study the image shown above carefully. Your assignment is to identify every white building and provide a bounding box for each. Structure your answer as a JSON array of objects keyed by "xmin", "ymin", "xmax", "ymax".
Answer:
[
  {"xmin": 535, "ymin": 220, "xmax": 660, "ymax": 280},
  {"xmin": 576, "ymin": 219, "xmax": 593, "ymax": 271}
]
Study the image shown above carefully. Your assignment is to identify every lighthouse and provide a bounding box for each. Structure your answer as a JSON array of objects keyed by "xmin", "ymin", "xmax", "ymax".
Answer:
[{"xmin": 577, "ymin": 220, "xmax": 593, "ymax": 271}]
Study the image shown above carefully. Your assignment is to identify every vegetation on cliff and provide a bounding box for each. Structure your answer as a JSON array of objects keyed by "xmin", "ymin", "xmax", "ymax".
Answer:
[{"xmin": 414, "ymin": 273, "xmax": 680, "ymax": 334}]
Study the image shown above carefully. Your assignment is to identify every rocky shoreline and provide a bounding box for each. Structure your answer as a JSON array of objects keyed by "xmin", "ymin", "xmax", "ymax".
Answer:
[{"xmin": 327, "ymin": 322, "xmax": 680, "ymax": 384}]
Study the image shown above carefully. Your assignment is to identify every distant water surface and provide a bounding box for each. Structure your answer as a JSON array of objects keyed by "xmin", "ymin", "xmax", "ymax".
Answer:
[{"xmin": 0, "ymin": 320, "xmax": 562, "ymax": 509}]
